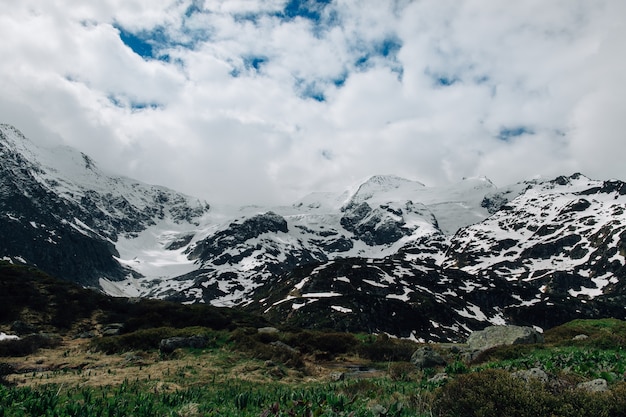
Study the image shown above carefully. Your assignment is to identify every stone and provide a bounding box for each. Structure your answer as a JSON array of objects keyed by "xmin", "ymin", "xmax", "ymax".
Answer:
[
  {"xmin": 411, "ymin": 346, "xmax": 446, "ymax": 369},
  {"xmin": 577, "ymin": 378, "xmax": 608, "ymax": 393},
  {"xmin": 269, "ymin": 341, "xmax": 299, "ymax": 354},
  {"xmin": 159, "ymin": 335, "xmax": 208, "ymax": 354},
  {"xmin": 428, "ymin": 373, "xmax": 449, "ymax": 384},
  {"xmin": 369, "ymin": 404, "xmax": 387, "ymax": 416},
  {"xmin": 572, "ymin": 334, "xmax": 589, "ymax": 341},
  {"xmin": 330, "ymin": 372, "xmax": 345, "ymax": 381},
  {"xmin": 257, "ymin": 327, "xmax": 280, "ymax": 335},
  {"xmin": 512, "ymin": 368, "xmax": 548, "ymax": 384},
  {"xmin": 467, "ymin": 325, "xmax": 544, "ymax": 352},
  {"xmin": 101, "ymin": 323, "xmax": 124, "ymax": 337},
  {"xmin": 10, "ymin": 321, "xmax": 37, "ymax": 335}
]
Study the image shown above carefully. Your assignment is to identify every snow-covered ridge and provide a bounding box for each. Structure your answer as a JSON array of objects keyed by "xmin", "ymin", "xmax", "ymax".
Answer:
[{"xmin": 2, "ymin": 124, "xmax": 626, "ymax": 340}]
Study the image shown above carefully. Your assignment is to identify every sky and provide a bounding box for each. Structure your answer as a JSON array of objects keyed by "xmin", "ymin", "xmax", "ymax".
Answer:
[{"xmin": 0, "ymin": 0, "xmax": 625, "ymax": 205}]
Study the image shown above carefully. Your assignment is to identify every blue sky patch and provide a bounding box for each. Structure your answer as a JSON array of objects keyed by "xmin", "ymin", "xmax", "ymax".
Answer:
[
  {"xmin": 117, "ymin": 26, "xmax": 154, "ymax": 59},
  {"xmin": 498, "ymin": 126, "xmax": 534, "ymax": 141},
  {"xmin": 283, "ymin": 0, "xmax": 332, "ymax": 22}
]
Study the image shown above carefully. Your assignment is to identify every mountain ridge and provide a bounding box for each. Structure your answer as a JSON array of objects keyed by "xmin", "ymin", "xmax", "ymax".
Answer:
[{"xmin": 1, "ymin": 124, "xmax": 625, "ymax": 341}]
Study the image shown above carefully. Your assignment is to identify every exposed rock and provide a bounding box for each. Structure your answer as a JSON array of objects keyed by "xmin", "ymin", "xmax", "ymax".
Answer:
[
  {"xmin": 428, "ymin": 372, "xmax": 449, "ymax": 384},
  {"xmin": 257, "ymin": 327, "xmax": 280, "ymax": 335},
  {"xmin": 269, "ymin": 341, "xmax": 298, "ymax": 354},
  {"xmin": 467, "ymin": 325, "xmax": 544, "ymax": 352},
  {"xmin": 577, "ymin": 378, "xmax": 608, "ymax": 393},
  {"xmin": 369, "ymin": 404, "xmax": 388, "ymax": 416},
  {"xmin": 10, "ymin": 321, "xmax": 37, "ymax": 335},
  {"xmin": 159, "ymin": 335, "xmax": 209, "ymax": 354},
  {"xmin": 101, "ymin": 323, "xmax": 124, "ymax": 337},
  {"xmin": 573, "ymin": 334, "xmax": 589, "ymax": 341},
  {"xmin": 330, "ymin": 372, "xmax": 345, "ymax": 381},
  {"xmin": 411, "ymin": 346, "xmax": 446, "ymax": 369},
  {"xmin": 512, "ymin": 368, "xmax": 548, "ymax": 384}
]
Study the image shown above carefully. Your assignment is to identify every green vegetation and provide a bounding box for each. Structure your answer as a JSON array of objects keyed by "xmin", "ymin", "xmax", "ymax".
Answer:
[
  {"xmin": 3, "ymin": 263, "xmax": 626, "ymax": 416},
  {"xmin": 0, "ymin": 378, "xmax": 431, "ymax": 417}
]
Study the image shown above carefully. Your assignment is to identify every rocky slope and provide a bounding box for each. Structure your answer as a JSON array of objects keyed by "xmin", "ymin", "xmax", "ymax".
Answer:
[{"xmin": 1, "ymin": 124, "xmax": 625, "ymax": 341}]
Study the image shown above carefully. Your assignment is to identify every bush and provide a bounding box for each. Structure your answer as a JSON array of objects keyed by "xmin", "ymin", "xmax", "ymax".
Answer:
[
  {"xmin": 229, "ymin": 329, "xmax": 304, "ymax": 369},
  {"xmin": 282, "ymin": 331, "xmax": 358, "ymax": 358},
  {"xmin": 0, "ymin": 334, "xmax": 62, "ymax": 356},
  {"xmin": 357, "ymin": 334, "xmax": 418, "ymax": 362},
  {"xmin": 91, "ymin": 327, "xmax": 218, "ymax": 354},
  {"xmin": 433, "ymin": 369, "xmax": 626, "ymax": 417}
]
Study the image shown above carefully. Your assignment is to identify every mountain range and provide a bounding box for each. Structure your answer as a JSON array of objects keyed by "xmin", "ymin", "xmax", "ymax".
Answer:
[{"xmin": 1, "ymin": 123, "xmax": 625, "ymax": 342}]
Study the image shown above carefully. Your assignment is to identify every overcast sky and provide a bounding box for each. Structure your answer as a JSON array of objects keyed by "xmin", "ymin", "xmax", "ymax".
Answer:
[{"xmin": 1, "ymin": 0, "xmax": 624, "ymax": 205}]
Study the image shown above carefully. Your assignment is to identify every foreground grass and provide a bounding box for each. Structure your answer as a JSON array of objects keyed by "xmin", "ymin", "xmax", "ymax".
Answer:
[{"xmin": 0, "ymin": 377, "xmax": 431, "ymax": 417}]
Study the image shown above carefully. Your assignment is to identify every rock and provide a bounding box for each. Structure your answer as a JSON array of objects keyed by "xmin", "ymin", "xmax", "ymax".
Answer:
[
  {"xmin": 101, "ymin": 323, "xmax": 124, "ymax": 337},
  {"xmin": 159, "ymin": 335, "xmax": 208, "ymax": 354},
  {"xmin": 76, "ymin": 331, "xmax": 96, "ymax": 339},
  {"xmin": 573, "ymin": 334, "xmax": 589, "ymax": 341},
  {"xmin": 428, "ymin": 373, "xmax": 449, "ymax": 384},
  {"xmin": 0, "ymin": 362, "xmax": 17, "ymax": 376},
  {"xmin": 512, "ymin": 368, "xmax": 548, "ymax": 384},
  {"xmin": 10, "ymin": 321, "xmax": 37, "ymax": 335},
  {"xmin": 369, "ymin": 404, "xmax": 387, "ymax": 416},
  {"xmin": 577, "ymin": 378, "xmax": 608, "ymax": 393},
  {"xmin": 467, "ymin": 325, "xmax": 544, "ymax": 352},
  {"xmin": 257, "ymin": 327, "xmax": 280, "ymax": 335},
  {"xmin": 330, "ymin": 372, "xmax": 345, "ymax": 381},
  {"xmin": 411, "ymin": 346, "xmax": 446, "ymax": 369},
  {"xmin": 269, "ymin": 341, "xmax": 299, "ymax": 354}
]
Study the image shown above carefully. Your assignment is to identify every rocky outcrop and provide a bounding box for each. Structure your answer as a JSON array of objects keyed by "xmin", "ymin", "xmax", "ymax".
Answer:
[
  {"xmin": 411, "ymin": 346, "xmax": 446, "ymax": 369},
  {"xmin": 467, "ymin": 325, "xmax": 544, "ymax": 352}
]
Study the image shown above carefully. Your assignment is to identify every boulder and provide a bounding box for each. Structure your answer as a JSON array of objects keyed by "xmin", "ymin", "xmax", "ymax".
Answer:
[
  {"xmin": 512, "ymin": 368, "xmax": 548, "ymax": 384},
  {"xmin": 577, "ymin": 378, "xmax": 608, "ymax": 393},
  {"xmin": 257, "ymin": 327, "xmax": 280, "ymax": 335},
  {"xmin": 159, "ymin": 335, "xmax": 209, "ymax": 354},
  {"xmin": 411, "ymin": 346, "xmax": 446, "ymax": 369},
  {"xmin": 467, "ymin": 325, "xmax": 544, "ymax": 351}
]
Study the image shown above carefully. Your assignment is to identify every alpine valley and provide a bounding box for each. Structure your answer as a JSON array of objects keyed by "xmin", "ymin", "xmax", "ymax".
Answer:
[{"xmin": 1, "ymin": 124, "xmax": 625, "ymax": 342}]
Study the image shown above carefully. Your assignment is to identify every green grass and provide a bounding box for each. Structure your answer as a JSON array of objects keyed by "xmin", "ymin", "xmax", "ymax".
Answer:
[{"xmin": 0, "ymin": 378, "xmax": 433, "ymax": 417}]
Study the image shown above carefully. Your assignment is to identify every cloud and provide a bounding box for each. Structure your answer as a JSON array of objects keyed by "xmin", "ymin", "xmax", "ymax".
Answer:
[{"xmin": 0, "ymin": 0, "xmax": 624, "ymax": 205}]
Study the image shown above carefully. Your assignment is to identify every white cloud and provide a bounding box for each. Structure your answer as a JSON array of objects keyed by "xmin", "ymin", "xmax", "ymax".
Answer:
[{"xmin": 0, "ymin": 0, "xmax": 624, "ymax": 205}]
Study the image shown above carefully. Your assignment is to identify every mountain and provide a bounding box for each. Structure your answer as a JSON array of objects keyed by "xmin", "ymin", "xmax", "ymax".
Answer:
[
  {"xmin": 0, "ymin": 124, "xmax": 209, "ymax": 287},
  {"xmin": 1, "ymin": 124, "xmax": 625, "ymax": 341}
]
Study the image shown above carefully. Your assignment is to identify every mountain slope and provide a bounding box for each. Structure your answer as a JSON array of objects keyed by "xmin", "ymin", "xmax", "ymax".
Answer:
[
  {"xmin": 1, "ymin": 125, "xmax": 626, "ymax": 341},
  {"xmin": 0, "ymin": 124, "xmax": 209, "ymax": 287}
]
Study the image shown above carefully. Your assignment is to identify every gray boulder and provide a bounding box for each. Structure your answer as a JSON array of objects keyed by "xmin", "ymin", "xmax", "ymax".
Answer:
[
  {"xmin": 467, "ymin": 325, "xmax": 544, "ymax": 352},
  {"xmin": 512, "ymin": 368, "xmax": 548, "ymax": 384},
  {"xmin": 411, "ymin": 346, "xmax": 446, "ymax": 369},
  {"xmin": 159, "ymin": 335, "xmax": 209, "ymax": 354},
  {"xmin": 577, "ymin": 378, "xmax": 608, "ymax": 393}
]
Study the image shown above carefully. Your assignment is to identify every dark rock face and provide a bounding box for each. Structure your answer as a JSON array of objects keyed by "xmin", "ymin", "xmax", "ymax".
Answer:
[
  {"xmin": 189, "ymin": 212, "xmax": 288, "ymax": 260},
  {"xmin": 0, "ymin": 125, "xmax": 208, "ymax": 287},
  {"xmin": 340, "ymin": 202, "xmax": 410, "ymax": 246}
]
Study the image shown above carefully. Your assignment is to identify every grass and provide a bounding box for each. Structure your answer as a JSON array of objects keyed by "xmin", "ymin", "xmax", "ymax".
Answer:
[{"xmin": 4, "ymin": 264, "xmax": 626, "ymax": 416}]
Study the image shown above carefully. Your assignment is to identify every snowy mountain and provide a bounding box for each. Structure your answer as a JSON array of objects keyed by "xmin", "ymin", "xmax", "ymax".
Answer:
[
  {"xmin": 0, "ymin": 124, "xmax": 209, "ymax": 286},
  {"xmin": 1, "ymin": 124, "xmax": 625, "ymax": 341}
]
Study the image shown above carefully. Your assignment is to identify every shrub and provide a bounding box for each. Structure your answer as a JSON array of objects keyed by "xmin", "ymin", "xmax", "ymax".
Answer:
[
  {"xmin": 229, "ymin": 329, "xmax": 304, "ymax": 369},
  {"xmin": 433, "ymin": 370, "xmax": 626, "ymax": 417},
  {"xmin": 283, "ymin": 331, "xmax": 358, "ymax": 358},
  {"xmin": 91, "ymin": 327, "xmax": 218, "ymax": 354},
  {"xmin": 357, "ymin": 334, "xmax": 418, "ymax": 362},
  {"xmin": 0, "ymin": 334, "xmax": 62, "ymax": 356},
  {"xmin": 388, "ymin": 361, "xmax": 416, "ymax": 381}
]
